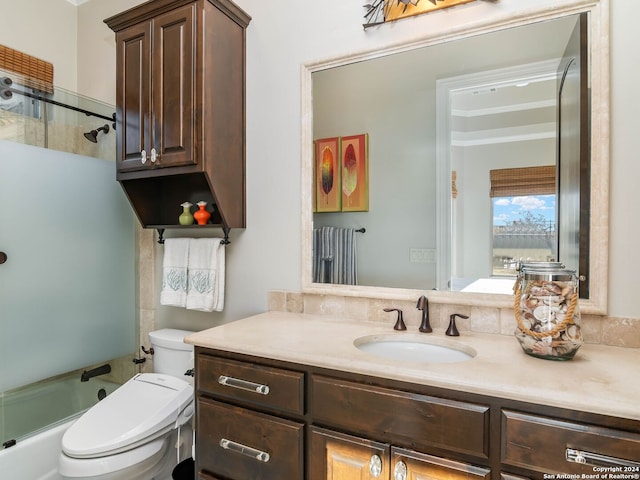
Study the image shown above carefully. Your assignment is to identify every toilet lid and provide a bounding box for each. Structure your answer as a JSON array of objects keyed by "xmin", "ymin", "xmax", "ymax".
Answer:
[{"xmin": 62, "ymin": 373, "xmax": 193, "ymax": 458}]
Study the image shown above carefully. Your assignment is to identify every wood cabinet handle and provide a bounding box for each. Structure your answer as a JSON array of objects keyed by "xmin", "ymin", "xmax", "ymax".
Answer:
[
  {"xmin": 219, "ymin": 438, "xmax": 270, "ymax": 463},
  {"xmin": 369, "ymin": 454, "xmax": 382, "ymax": 477},
  {"xmin": 218, "ymin": 375, "xmax": 270, "ymax": 395},
  {"xmin": 140, "ymin": 149, "xmax": 147, "ymax": 164},
  {"xmin": 393, "ymin": 460, "xmax": 407, "ymax": 480},
  {"xmin": 566, "ymin": 448, "xmax": 640, "ymax": 468}
]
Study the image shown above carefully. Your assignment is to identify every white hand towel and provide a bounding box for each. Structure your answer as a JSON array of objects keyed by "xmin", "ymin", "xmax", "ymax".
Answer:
[
  {"xmin": 186, "ymin": 238, "xmax": 225, "ymax": 312},
  {"xmin": 160, "ymin": 238, "xmax": 190, "ymax": 307}
]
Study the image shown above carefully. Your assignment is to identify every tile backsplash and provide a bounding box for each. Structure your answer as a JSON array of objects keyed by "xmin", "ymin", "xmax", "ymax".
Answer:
[{"xmin": 268, "ymin": 290, "xmax": 640, "ymax": 348}]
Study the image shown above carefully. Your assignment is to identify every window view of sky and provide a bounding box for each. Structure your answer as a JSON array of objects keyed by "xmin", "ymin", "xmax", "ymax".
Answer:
[{"xmin": 493, "ymin": 194, "xmax": 556, "ymax": 226}]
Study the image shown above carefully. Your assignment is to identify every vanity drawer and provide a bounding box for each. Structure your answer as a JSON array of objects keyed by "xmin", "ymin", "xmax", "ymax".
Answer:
[
  {"xmin": 197, "ymin": 354, "xmax": 304, "ymax": 415},
  {"xmin": 311, "ymin": 374, "xmax": 489, "ymax": 458},
  {"xmin": 197, "ymin": 397, "xmax": 304, "ymax": 480},
  {"xmin": 502, "ymin": 410, "xmax": 640, "ymax": 473}
]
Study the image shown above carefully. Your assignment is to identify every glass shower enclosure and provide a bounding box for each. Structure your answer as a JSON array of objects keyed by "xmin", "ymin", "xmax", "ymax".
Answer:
[{"xmin": 0, "ymin": 68, "xmax": 137, "ymax": 445}]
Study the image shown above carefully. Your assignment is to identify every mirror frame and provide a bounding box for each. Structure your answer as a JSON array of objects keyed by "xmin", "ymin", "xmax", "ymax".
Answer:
[{"xmin": 301, "ymin": 0, "xmax": 609, "ymax": 315}]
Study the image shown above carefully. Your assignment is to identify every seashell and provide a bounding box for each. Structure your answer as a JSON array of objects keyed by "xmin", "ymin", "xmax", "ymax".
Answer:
[
  {"xmin": 543, "ymin": 295, "xmax": 563, "ymax": 307},
  {"xmin": 561, "ymin": 284, "xmax": 573, "ymax": 297},
  {"xmin": 525, "ymin": 298, "xmax": 539, "ymax": 309},
  {"xmin": 545, "ymin": 281, "xmax": 563, "ymax": 294},
  {"xmin": 530, "ymin": 286, "xmax": 547, "ymax": 296},
  {"xmin": 564, "ymin": 324, "xmax": 581, "ymax": 340},
  {"xmin": 534, "ymin": 305, "xmax": 553, "ymax": 322}
]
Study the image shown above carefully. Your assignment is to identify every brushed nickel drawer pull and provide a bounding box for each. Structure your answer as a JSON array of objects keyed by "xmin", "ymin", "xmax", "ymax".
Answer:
[
  {"xmin": 218, "ymin": 375, "xmax": 270, "ymax": 395},
  {"xmin": 566, "ymin": 448, "xmax": 640, "ymax": 468},
  {"xmin": 220, "ymin": 438, "xmax": 270, "ymax": 463}
]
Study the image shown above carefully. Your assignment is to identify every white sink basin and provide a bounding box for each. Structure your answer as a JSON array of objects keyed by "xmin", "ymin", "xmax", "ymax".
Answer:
[{"xmin": 354, "ymin": 334, "xmax": 476, "ymax": 364}]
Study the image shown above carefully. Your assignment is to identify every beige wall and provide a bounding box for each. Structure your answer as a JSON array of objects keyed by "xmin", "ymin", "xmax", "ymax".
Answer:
[
  {"xmin": 76, "ymin": 0, "xmax": 147, "ymax": 104},
  {"xmin": 5, "ymin": 0, "xmax": 639, "ymax": 328},
  {"xmin": 0, "ymin": 0, "xmax": 78, "ymax": 90}
]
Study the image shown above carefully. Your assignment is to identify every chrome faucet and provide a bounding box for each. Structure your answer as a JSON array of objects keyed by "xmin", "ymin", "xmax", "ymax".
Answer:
[{"xmin": 416, "ymin": 295, "xmax": 432, "ymax": 333}]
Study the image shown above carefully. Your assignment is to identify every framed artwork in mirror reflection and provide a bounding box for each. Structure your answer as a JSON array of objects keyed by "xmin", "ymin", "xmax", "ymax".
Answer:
[
  {"xmin": 341, "ymin": 133, "xmax": 369, "ymax": 212},
  {"xmin": 315, "ymin": 137, "xmax": 341, "ymax": 212}
]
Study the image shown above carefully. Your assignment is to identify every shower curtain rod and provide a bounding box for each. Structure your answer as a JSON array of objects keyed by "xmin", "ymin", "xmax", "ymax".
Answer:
[{"xmin": 0, "ymin": 76, "xmax": 116, "ymax": 127}]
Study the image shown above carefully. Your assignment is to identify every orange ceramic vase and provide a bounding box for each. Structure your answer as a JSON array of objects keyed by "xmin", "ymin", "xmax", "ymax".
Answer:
[{"xmin": 194, "ymin": 201, "xmax": 211, "ymax": 225}]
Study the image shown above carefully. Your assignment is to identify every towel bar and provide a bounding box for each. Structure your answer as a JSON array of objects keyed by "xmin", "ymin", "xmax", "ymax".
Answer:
[{"xmin": 156, "ymin": 227, "xmax": 231, "ymax": 245}]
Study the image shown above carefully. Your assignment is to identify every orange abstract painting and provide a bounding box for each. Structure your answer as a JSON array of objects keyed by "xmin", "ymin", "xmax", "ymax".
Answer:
[{"xmin": 315, "ymin": 137, "xmax": 341, "ymax": 212}]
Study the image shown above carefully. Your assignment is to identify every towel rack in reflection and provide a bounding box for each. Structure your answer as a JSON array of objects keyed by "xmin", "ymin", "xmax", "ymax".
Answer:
[
  {"xmin": 156, "ymin": 227, "xmax": 231, "ymax": 245},
  {"xmin": 355, "ymin": 228, "xmax": 365, "ymax": 233}
]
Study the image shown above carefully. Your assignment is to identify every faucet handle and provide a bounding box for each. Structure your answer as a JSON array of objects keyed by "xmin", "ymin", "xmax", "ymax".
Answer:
[
  {"xmin": 384, "ymin": 308, "xmax": 407, "ymax": 331},
  {"xmin": 446, "ymin": 313, "xmax": 469, "ymax": 336}
]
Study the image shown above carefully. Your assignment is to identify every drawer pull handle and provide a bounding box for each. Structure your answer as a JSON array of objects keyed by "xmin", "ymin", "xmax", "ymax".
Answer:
[
  {"xmin": 566, "ymin": 448, "xmax": 640, "ymax": 468},
  {"xmin": 218, "ymin": 375, "xmax": 270, "ymax": 395},
  {"xmin": 140, "ymin": 149, "xmax": 147, "ymax": 164},
  {"xmin": 220, "ymin": 438, "xmax": 270, "ymax": 463},
  {"xmin": 150, "ymin": 147, "xmax": 158, "ymax": 163}
]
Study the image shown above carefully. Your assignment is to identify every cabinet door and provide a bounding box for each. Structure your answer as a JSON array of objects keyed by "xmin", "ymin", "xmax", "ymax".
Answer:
[
  {"xmin": 392, "ymin": 447, "xmax": 491, "ymax": 480},
  {"xmin": 115, "ymin": 21, "xmax": 151, "ymax": 172},
  {"xmin": 309, "ymin": 427, "xmax": 390, "ymax": 480},
  {"xmin": 197, "ymin": 398, "xmax": 304, "ymax": 480},
  {"xmin": 151, "ymin": 3, "xmax": 197, "ymax": 169}
]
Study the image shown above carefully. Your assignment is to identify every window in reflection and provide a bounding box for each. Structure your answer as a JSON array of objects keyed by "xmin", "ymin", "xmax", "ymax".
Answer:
[{"xmin": 492, "ymin": 194, "xmax": 557, "ymax": 277}]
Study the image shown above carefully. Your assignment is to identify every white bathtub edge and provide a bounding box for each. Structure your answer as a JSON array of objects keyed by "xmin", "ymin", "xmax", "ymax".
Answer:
[{"xmin": 0, "ymin": 416, "xmax": 76, "ymax": 480}]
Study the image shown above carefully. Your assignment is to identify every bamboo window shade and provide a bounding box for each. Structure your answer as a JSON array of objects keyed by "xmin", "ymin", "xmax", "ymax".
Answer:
[
  {"xmin": 0, "ymin": 45, "xmax": 54, "ymax": 94},
  {"xmin": 490, "ymin": 165, "xmax": 556, "ymax": 197}
]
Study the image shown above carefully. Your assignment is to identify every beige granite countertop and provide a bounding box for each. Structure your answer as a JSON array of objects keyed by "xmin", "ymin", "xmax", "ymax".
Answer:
[{"xmin": 185, "ymin": 311, "xmax": 640, "ymax": 421}]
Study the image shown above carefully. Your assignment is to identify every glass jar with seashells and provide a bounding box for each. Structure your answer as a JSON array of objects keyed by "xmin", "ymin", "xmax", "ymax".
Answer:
[{"xmin": 514, "ymin": 263, "xmax": 583, "ymax": 361}]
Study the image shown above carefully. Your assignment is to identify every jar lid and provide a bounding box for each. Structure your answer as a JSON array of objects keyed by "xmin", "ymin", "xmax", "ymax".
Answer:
[
  {"xmin": 518, "ymin": 261, "xmax": 565, "ymax": 272},
  {"xmin": 522, "ymin": 268, "xmax": 576, "ymax": 282}
]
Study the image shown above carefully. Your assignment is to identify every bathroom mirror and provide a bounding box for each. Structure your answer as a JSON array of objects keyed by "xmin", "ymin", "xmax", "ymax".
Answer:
[{"xmin": 301, "ymin": 1, "xmax": 609, "ymax": 314}]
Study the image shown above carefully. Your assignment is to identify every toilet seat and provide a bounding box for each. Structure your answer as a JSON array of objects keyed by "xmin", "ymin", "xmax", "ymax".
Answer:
[{"xmin": 62, "ymin": 373, "xmax": 193, "ymax": 458}]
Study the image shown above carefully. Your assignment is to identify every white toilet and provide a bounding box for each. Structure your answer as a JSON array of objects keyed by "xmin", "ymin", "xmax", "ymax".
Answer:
[{"xmin": 58, "ymin": 329, "xmax": 195, "ymax": 480}]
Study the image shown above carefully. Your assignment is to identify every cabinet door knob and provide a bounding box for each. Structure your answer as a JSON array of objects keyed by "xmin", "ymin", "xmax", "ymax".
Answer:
[
  {"xmin": 394, "ymin": 460, "xmax": 407, "ymax": 480},
  {"xmin": 369, "ymin": 454, "xmax": 382, "ymax": 477},
  {"xmin": 140, "ymin": 149, "xmax": 147, "ymax": 164},
  {"xmin": 150, "ymin": 147, "xmax": 158, "ymax": 163}
]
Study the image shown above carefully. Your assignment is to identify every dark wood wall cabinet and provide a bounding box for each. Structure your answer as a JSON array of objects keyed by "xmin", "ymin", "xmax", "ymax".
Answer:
[
  {"xmin": 194, "ymin": 347, "xmax": 640, "ymax": 480},
  {"xmin": 105, "ymin": 0, "xmax": 250, "ymax": 230}
]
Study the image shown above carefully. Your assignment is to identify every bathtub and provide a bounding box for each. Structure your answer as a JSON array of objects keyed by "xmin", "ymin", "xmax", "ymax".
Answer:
[{"xmin": 0, "ymin": 375, "xmax": 120, "ymax": 480}]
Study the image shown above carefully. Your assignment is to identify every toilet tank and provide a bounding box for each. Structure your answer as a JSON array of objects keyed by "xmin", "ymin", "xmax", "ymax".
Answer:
[{"xmin": 148, "ymin": 329, "xmax": 195, "ymax": 380}]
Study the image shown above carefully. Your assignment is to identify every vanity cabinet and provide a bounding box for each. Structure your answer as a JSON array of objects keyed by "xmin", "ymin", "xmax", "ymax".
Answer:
[
  {"xmin": 193, "ymin": 347, "xmax": 640, "ymax": 480},
  {"xmin": 195, "ymin": 351, "xmax": 306, "ymax": 479},
  {"xmin": 310, "ymin": 427, "xmax": 491, "ymax": 480},
  {"xmin": 502, "ymin": 410, "xmax": 640, "ymax": 475},
  {"xmin": 105, "ymin": 0, "xmax": 250, "ymax": 229}
]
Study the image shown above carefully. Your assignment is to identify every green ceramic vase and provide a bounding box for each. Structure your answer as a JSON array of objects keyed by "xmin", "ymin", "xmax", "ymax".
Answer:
[{"xmin": 179, "ymin": 202, "xmax": 194, "ymax": 225}]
